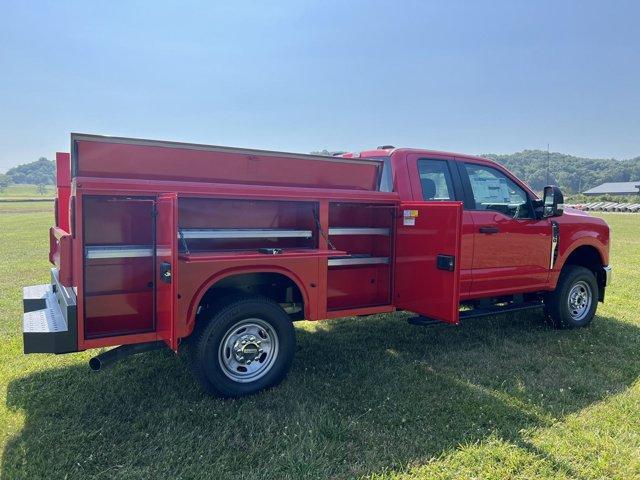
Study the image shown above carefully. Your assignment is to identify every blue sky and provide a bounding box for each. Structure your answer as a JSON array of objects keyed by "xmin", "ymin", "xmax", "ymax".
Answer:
[{"xmin": 1, "ymin": 0, "xmax": 638, "ymax": 171}]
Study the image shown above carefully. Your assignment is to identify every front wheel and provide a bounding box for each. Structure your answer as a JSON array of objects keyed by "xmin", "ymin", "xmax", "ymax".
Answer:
[
  {"xmin": 187, "ymin": 295, "xmax": 296, "ymax": 397},
  {"xmin": 545, "ymin": 265, "xmax": 598, "ymax": 329}
]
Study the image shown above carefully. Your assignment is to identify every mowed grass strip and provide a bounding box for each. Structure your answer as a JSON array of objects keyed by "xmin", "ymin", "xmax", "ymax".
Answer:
[
  {"xmin": 0, "ymin": 204, "xmax": 638, "ymax": 479},
  {"xmin": 0, "ymin": 184, "xmax": 55, "ymax": 201}
]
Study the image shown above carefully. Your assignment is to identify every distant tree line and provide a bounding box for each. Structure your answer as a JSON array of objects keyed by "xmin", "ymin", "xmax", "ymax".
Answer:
[
  {"xmin": 0, "ymin": 174, "xmax": 9, "ymax": 192},
  {"xmin": 481, "ymin": 150, "xmax": 640, "ymax": 193},
  {"xmin": 4, "ymin": 157, "xmax": 56, "ymax": 187},
  {"xmin": 310, "ymin": 150, "xmax": 347, "ymax": 157},
  {"xmin": 3, "ymin": 150, "xmax": 640, "ymax": 195}
]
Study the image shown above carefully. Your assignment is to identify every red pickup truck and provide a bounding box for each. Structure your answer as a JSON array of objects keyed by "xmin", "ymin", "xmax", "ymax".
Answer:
[{"xmin": 24, "ymin": 134, "xmax": 611, "ymax": 397}]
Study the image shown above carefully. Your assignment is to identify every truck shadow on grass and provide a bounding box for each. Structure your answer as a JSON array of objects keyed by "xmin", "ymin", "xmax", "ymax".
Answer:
[{"xmin": 4, "ymin": 312, "xmax": 640, "ymax": 479}]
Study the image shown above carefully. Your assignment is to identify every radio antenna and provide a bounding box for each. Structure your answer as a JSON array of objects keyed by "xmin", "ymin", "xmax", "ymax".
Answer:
[{"xmin": 546, "ymin": 143, "xmax": 550, "ymax": 185}]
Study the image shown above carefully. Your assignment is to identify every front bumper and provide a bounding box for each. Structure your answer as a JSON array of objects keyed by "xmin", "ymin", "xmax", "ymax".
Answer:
[{"xmin": 23, "ymin": 268, "xmax": 77, "ymax": 354}]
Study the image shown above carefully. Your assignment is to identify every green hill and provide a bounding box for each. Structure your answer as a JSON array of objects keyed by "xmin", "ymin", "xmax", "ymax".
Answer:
[
  {"xmin": 482, "ymin": 150, "xmax": 640, "ymax": 193},
  {"xmin": 5, "ymin": 157, "xmax": 55, "ymax": 185}
]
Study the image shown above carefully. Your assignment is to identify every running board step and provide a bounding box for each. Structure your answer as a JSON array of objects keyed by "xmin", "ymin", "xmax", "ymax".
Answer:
[
  {"xmin": 23, "ymin": 269, "xmax": 77, "ymax": 354},
  {"xmin": 23, "ymin": 284, "xmax": 52, "ymax": 312},
  {"xmin": 459, "ymin": 300, "xmax": 543, "ymax": 319},
  {"xmin": 23, "ymin": 291, "xmax": 72, "ymax": 353},
  {"xmin": 407, "ymin": 301, "xmax": 544, "ymax": 327}
]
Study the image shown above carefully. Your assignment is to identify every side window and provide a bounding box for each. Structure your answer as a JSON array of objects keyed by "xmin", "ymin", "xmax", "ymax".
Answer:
[
  {"xmin": 464, "ymin": 163, "xmax": 532, "ymax": 218},
  {"xmin": 417, "ymin": 159, "xmax": 455, "ymax": 201}
]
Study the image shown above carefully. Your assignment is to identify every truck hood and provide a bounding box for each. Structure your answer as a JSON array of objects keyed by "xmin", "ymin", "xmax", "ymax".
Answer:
[
  {"xmin": 560, "ymin": 206, "xmax": 608, "ymax": 227},
  {"xmin": 563, "ymin": 206, "xmax": 591, "ymax": 217}
]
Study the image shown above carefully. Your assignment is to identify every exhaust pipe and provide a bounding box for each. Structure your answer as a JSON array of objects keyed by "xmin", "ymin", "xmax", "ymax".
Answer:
[{"xmin": 89, "ymin": 341, "xmax": 166, "ymax": 371}]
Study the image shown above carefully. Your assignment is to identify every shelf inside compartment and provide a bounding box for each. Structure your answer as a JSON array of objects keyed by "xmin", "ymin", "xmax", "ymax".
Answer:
[
  {"xmin": 180, "ymin": 248, "xmax": 347, "ymax": 262},
  {"xmin": 84, "ymin": 229, "xmax": 315, "ymax": 259},
  {"xmin": 180, "ymin": 228, "xmax": 313, "ymax": 239},
  {"xmin": 85, "ymin": 245, "xmax": 153, "ymax": 259},
  {"xmin": 326, "ymin": 202, "xmax": 394, "ymax": 310},
  {"xmin": 178, "ymin": 198, "xmax": 317, "ymax": 252},
  {"xmin": 84, "ymin": 233, "xmax": 317, "ymax": 262},
  {"xmin": 327, "ymin": 255, "xmax": 389, "ymax": 266},
  {"xmin": 85, "ymin": 245, "xmax": 351, "ymax": 261},
  {"xmin": 82, "ymin": 196, "xmax": 156, "ymax": 339},
  {"xmin": 327, "ymin": 202, "xmax": 393, "ymax": 256},
  {"xmin": 328, "ymin": 227, "xmax": 389, "ymax": 236}
]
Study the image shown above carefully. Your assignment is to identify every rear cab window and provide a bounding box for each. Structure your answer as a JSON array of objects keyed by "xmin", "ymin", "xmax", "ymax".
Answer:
[{"xmin": 417, "ymin": 159, "xmax": 455, "ymax": 201}]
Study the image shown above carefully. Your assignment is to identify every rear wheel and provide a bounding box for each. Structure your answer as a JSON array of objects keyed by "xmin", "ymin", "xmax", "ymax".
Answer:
[
  {"xmin": 187, "ymin": 295, "xmax": 295, "ymax": 397},
  {"xmin": 545, "ymin": 265, "xmax": 598, "ymax": 329}
]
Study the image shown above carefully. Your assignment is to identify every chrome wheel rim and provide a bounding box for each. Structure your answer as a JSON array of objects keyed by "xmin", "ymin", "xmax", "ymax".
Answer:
[
  {"xmin": 567, "ymin": 280, "xmax": 592, "ymax": 321},
  {"xmin": 218, "ymin": 318, "xmax": 279, "ymax": 383}
]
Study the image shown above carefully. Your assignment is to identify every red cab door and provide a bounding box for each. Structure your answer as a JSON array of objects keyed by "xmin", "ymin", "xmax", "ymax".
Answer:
[
  {"xmin": 155, "ymin": 193, "xmax": 178, "ymax": 350},
  {"xmin": 459, "ymin": 161, "xmax": 552, "ymax": 297},
  {"xmin": 468, "ymin": 210, "xmax": 551, "ymax": 296},
  {"xmin": 394, "ymin": 201, "xmax": 463, "ymax": 323}
]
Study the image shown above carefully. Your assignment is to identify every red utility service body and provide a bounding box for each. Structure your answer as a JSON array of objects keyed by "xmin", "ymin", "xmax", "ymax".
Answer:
[{"xmin": 37, "ymin": 134, "xmax": 609, "ymax": 356}]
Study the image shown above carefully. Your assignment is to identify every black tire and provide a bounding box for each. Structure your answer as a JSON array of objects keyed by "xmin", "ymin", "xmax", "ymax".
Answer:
[
  {"xmin": 545, "ymin": 265, "xmax": 598, "ymax": 329},
  {"xmin": 187, "ymin": 294, "xmax": 296, "ymax": 398}
]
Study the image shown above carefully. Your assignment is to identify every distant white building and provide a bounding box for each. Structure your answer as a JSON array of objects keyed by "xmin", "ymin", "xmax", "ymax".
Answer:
[{"xmin": 583, "ymin": 181, "xmax": 640, "ymax": 196}]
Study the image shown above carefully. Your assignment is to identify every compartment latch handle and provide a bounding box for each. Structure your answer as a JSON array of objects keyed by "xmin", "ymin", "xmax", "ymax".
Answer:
[{"xmin": 160, "ymin": 262, "xmax": 172, "ymax": 283}]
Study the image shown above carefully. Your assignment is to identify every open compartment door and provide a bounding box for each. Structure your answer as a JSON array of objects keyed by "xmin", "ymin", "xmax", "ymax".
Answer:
[
  {"xmin": 394, "ymin": 201, "xmax": 463, "ymax": 324},
  {"xmin": 155, "ymin": 193, "xmax": 178, "ymax": 350}
]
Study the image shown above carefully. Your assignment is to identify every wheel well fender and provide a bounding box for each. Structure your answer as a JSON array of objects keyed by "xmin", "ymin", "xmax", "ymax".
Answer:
[
  {"xmin": 556, "ymin": 244, "xmax": 607, "ymax": 299},
  {"xmin": 185, "ymin": 267, "xmax": 310, "ymax": 335}
]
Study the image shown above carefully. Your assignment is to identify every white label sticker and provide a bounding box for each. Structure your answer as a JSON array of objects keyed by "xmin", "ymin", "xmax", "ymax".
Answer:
[{"xmin": 403, "ymin": 217, "xmax": 416, "ymax": 226}]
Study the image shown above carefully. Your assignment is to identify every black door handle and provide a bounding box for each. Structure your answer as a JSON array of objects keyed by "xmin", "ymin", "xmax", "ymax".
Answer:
[{"xmin": 479, "ymin": 226, "xmax": 499, "ymax": 234}]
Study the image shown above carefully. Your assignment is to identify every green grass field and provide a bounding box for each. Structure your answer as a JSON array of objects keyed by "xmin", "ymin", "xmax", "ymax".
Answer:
[
  {"xmin": 0, "ymin": 184, "xmax": 55, "ymax": 201},
  {"xmin": 0, "ymin": 203, "xmax": 638, "ymax": 479}
]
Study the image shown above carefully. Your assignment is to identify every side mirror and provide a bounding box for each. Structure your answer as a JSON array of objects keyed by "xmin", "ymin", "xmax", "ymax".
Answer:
[{"xmin": 543, "ymin": 185, "xmax": 564, "ymax": 218}]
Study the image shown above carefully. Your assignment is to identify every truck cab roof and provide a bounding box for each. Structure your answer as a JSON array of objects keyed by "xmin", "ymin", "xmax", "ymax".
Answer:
[{"xmin": 343, "ymin": 147, "xmax": 496, "ymax": 166}]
